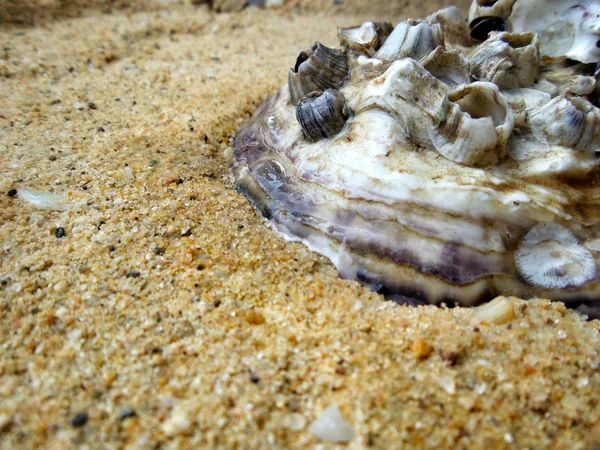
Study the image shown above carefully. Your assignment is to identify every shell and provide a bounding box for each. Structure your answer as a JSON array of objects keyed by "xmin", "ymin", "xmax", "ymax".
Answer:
[
  {"xmin": 468, "ymin": 0, "xmax": 517, "ymax": 24},
  {"xmin": 288, "ymin": 42, "xmax": 349, "ymax": 105},
  {"xmin": 420, "ymin": 46, "xmax": 470, "ymax": 86},
  {"xmin": 469, "ymin": 32, "xmax": 540, "ymax": 89},
  {"xmin": 337, "ymin": 21, "xmax": 393, "ymax": 57},
  {"xmin": 430, "ymin": 82, "xmax": 514, "ymax": 166},
  {"xmin": 374, "ymin": 20, "xmax": 443, "ymax": 61},
  {"xmin": 568, "ymin": 75, "xmax": 597, "ymax": 96},
  {"xmin": 515, "ymin": 223, "xmax": 597, "ymax": 289},
  {"xmin": 296, "ymin": 89, "xmax": 349, "ymax": 141},
  {"xmin": 528, "ymin": 95, "xmax": 600, "ymax": 151},
  {"xmin": 469, "ymin": 16, "xmax": 506, "ymax": 42},
  {"xmin": 426, "ymin": 6, "xmax": 472, "ymax": 46},
  {"xmin": 232, "ymin": 4, "xmax": 600, "ymax": 312},
  {"xmin": 508, "ymin": 0, "xmax": 600, "ymax": 63}
]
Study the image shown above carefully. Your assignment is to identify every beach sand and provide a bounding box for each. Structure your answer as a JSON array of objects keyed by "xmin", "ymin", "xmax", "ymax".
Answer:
[{"xmin": 1, "ymin": 1, "xmax": 599, "ymax": 448}]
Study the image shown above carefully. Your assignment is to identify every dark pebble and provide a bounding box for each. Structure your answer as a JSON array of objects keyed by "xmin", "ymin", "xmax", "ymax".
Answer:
[
  {"xmin": 49, "ymin": 155, "xmax": 57, "ymax": 161},
  {"xmin": 55, "ymin": 227, "xmax": 66, "ymax": 238},
  {"xmin": 153, "ymin": 246, "xmax": 165, "ymax": 255},
  {"xmin": 71, "ymin": 412, "xmax": 88, "ymax": 427},
  {"xmin": 97, "ymin": 126, "xmax": 105, "ymax": 132},
  {"xmin": 440, "ymin": 351, "xmax": 460, "ymax": 366},
  {"xmin": 7, "ymin": 189, "xmax": 17, "ymax": 197},
  {"xmin": 127, "ymin": 270, "xmax": 141, "ymax": 278},
  {"xmin": 88, "ymin": 101, "xmax": 97, "ymax": 110},
  {"xmin": 118, "ymin": 407, "xmax": 137, "ymax": 421}
]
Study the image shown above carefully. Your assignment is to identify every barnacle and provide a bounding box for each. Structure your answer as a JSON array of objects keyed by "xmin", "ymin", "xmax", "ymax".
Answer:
[{"xmin": 232, "ymin": 1, "xmax": 600, "ymax": 313}]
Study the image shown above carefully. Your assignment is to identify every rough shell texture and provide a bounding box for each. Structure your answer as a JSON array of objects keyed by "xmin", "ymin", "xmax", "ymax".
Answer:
[
  {"xmin": 288, "ymin": 42, "xmax": 349, "ymax": 105},
  {"xmin": 232, "ymin": 1, "xmax": 600, "ymax": 311},
  {"xmin": 337, "ymin": 21, "xmax": 394, "ymax": 57},
  {"xmin": 508, "ymin": 0, "xmax": 600, "ymax": 63}
]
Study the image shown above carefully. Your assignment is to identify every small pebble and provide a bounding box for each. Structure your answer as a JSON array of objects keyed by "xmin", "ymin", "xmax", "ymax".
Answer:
[
  {"xmin": 7, "ymin": 189, "xmax": 17, "ymax": 197},
  {"xmin": 474, "ymin": 296, "xmax": 516, "ymax": 325},
  {"xmin": 249, "ymin": 373, "xmax": 260, "ymax": 383},
  {"xmin": 71, "ymin": 412, "xmax": 88, "ymax": 427},
  {"xmin": 161, "ymin": 409, "xmax": 192, "ymax": 436},
  {"xmin": 53, "ymin": 279, "xmax": 69, "ymax": 294},
  {"xmin": 127, "ymin": 270, "xmax": 141, "ymax": 278},
  {"xmin": 438, "ymin": 375, "xmax": 456, "ymax": 395},
  {"xmin": 118, "ymin": 407, "xmax": 137, "ymax": 421},
  {"xmin": 0, "ymin": 414, "xmax": 12, "ymax": 431},
  {"xmin": 309, "ymin": 405, "xmax": 354, "ymax": 443},
  {"xmin": 557, "ymin": 330, "xmax": 568, "ymax": 339},
  {"xmin": 285, "ymin": 413, "xmax": 307, "ymax": 431},
  {"xmin": 88, "ymin": 101, "xmax": 97, "ymax": 110},
  {"xmin": 49, "ymin": 155, "xmax": 57, "ymax": 161},
  {"xmin": 55, "ymin": 227, "xmax": 66, "ymax": 238},
  {"xmin": 411, "ymin": 337, "xmax": 433, "ymax": 360}
]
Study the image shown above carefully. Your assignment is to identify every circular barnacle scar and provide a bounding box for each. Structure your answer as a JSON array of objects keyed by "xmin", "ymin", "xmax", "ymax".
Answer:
[{"xmin": 515, "ymin": 224, "xmax": 597, "ymax": 289}]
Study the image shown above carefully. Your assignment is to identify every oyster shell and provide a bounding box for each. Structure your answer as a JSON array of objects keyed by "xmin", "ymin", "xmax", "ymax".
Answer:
[{"xmin": 232, "ymin": 2, "xmax": 600, "ymax": 311}]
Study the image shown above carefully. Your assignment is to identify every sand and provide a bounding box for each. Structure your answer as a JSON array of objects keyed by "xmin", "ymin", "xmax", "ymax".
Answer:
[{"xmin": 1, "ymin": 1, "xmax": 599, "ymax": 448}]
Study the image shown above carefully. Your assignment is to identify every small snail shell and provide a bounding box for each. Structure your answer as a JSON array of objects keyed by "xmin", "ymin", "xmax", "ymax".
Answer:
[
  {"xmin": 468, "ymin": 0, "xmax": 516, "ymax": 23},
  {"xmin": 468, "ymin": 0, "xmax": 515, "ymax": 41},
  {"xmin": 296, "ymin": 89, "xmax": 349, "ymax": 141},
  {"xmin": 469, "ymin": 16, "xmax": 505, "ymax": 42},
  {"xmin": 288, "ymin": 42, "xmax": 349, "ymax": 106}
]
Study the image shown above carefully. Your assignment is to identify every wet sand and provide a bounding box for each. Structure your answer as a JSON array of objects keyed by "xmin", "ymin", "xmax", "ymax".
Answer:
[{"xmin": 1, "ymin": 1, "xmax": 599, "ymax": 448}]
